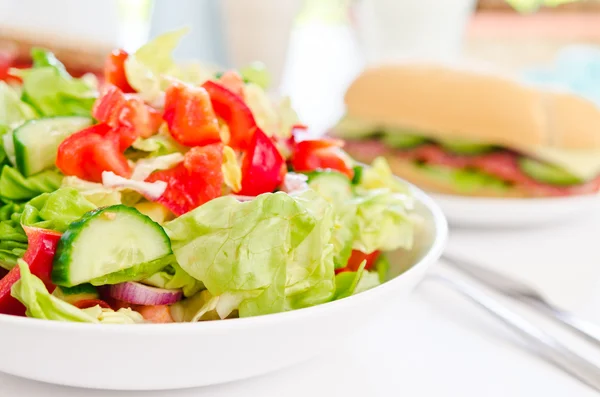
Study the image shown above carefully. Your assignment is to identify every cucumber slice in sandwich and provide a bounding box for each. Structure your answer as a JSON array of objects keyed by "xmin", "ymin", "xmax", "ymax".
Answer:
[
  {"xmin": 52, "ymin": 205, "xmax": 172, "ymax": 287},
  {"xmin": 14, "ymin": 116, "xmax": 92, "ymax": 177},
  {"xmin": 438, "ymin": 138, "xmax": 496, "ymax": 155},
  {"xmin": 518, "ymin": 157, "xmax": 584, "ymax": 186},
  {"xmin": 382, "ymin": 131, "xmax": 428, "ymax": 149}
]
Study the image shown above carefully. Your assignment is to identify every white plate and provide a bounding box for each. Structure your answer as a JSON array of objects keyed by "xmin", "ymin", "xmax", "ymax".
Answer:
[
  {"xmin": 432, "ymin": 193, "xmax": 600, "ymax": 228},
  {"xmin": 0, "ymin": 187, "xmax": 447, "ymax": 391}
]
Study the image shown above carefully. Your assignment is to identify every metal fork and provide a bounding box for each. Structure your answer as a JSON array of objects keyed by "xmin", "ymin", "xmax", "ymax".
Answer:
[
  {"xmin": 428, "ymin": 274, "xmax": 600, "ymax": 392},
  {"xmin": 442, "ymin": 253, "xmax": 600, "ymax": 349}
]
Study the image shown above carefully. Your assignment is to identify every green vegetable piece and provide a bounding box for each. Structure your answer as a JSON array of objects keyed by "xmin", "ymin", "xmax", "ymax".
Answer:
[
  {"xmin": 438, "ymin": 138, "xmax": 496, "ymax": 155},
  {"xmin": 518, "ymin": 157, "xmax": 584, "ymax": 186},
  {"xmin": 52, "ymin": 205, "xmax": 172, "ymax": 287},
  {"xmin": 382, "ymin": 131, "xmax": 428, "ymax": 149},
  {"xmin": 52, "ymin": 284, "xmax": 99, "ymax": 304},
  {"xmin": 0, "ymin": 165, "xmax": 63, "ymax": 202},
  {"xmin": 20, "ymin": 187, "xmax": 97, "ymax": 233}
]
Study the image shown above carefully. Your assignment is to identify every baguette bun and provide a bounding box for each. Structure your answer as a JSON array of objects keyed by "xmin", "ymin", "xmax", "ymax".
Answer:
[{"xmin": 344, "ymin": 64, "xmax": 600, "ymax": 150}]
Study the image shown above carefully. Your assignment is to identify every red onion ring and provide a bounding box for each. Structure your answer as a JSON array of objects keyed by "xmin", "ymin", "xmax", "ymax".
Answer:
[{"xmin": 109, "ymin": 282, "xmax": 182, "ymax": 306}]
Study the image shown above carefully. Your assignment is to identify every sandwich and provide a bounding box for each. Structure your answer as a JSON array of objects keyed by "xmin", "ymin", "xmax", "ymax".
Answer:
[{"xmin": 332, "ymin": 64, "xmax": 600, "ymax": 198}]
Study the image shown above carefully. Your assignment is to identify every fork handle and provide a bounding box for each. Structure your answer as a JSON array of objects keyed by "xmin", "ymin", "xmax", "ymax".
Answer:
[
  {"xmin": 429, "ymin": 274, "xmax": 600, "ymax": 392},
  {"xmin": 530, "ymin": 300, "xmax": 600, "ymax": 349}
]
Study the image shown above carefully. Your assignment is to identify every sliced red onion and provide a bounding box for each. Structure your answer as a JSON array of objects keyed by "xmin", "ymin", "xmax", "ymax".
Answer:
[
  {"xmin": 109, "ymin": 282, "xmax": 182, "ymax": 305},
  {"xmin": 281, "ymin": 172, "xmax": 308, "ymax": 194}
]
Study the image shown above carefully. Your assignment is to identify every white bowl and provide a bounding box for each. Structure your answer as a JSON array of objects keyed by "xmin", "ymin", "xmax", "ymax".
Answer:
[
  {"xmin": 0, "ymin": 186, "xmax": 447, "ymax": 391},
  {"xmin": 432, "ymin": 193, "xmax": 600, "ymax": 228}
]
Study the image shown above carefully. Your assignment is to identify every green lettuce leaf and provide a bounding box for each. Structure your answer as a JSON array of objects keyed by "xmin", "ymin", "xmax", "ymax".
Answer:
[
  {"xmin": 352, "ymin": 188, "xmax": 414, "ymax": 254},
  {"xmin": 417, "ymin": 163, "xmax": 509, "ymax": 193},
  {"xmin": 20, "ymin": 187, "xmax": 96, "ymax": 232},
  {"xmin": 131, "ymin": 131, "xmax": 188, "ymax": 156},
  {"xmin": 170, "ymin": 290, "xmax": 239, "ymax": 322},
  {"xmin": 284, "ymin": 190, "xmax": 336, "ymax": 310},
  {"xmin": 359, "ymin": 157, "xmax": 411, "ymax": 194},
  {"xmin": 330, "ymin": 202, "xmax": 358, "ymax": 269},
  {"xmin": 13, "ymin": 50, "xmax": 97, "ymax": 117},
  {"xmin": 333, "ymin": 260, "xmax": 381, "ymax": 301},
  {"xmin": 0, "ymin": 166, "xmax": 62, "ymax": 202},
  {"xmin": 61, "ymin": 176, "xmax": 122, "ymax": 207},
  {"xmin": 165, "ymin": 192, "xmax": 324, "ymax": 318},
  {"xmin": 124, "ymin": 28, "xmax": 212, "ymax": 103},
  {"xmin": 11, "ymin": 260, "xmax": 145, "ymax": 323},
  {"xmin": 142, "ymin": 263, "xmax": 204, "ymax": 297},
  {"xmin": 0, "ymin": 82, "xmax": 37, "ymax": 126},
  {"xmin": 0, "ymin": 202, "xmax": 27, "ymax": 270},
  {"xmin": 11, "ymin": 259, "xmax": 98, "ymax": 322}
]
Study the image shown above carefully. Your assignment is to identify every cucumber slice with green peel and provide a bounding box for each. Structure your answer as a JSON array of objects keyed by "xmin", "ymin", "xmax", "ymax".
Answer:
[
  {"xmin": 518, "ymin": 157, "xmax": 584, "ymax": 186},
  {"xmin": 307, "ymin": 171, "xmax": 353, "ymax": 205},
  {"xmin": 14, "ymin": 116, "xmax": 92, "ymax": 177},
  {"xmin": 382, "ymin": 131, "xmax": 428, "ymax": 149},
  {"xmin": 52, "ymin": 284, "xmax": 99, "ymax": 304},
  {"xmin": 2, "ymin": 132, "xmax": 16, "ymax": 165},
  {"xmin": 52, "ymin": 205, "xmax": 172, "ymax": 287},
  {"xmin": 438, "ymin": 138, "xmax": 496, "ymax": 155},
  {"xmin": 89, "ymin": 254, "xmax": 174, "ymax": 286}
]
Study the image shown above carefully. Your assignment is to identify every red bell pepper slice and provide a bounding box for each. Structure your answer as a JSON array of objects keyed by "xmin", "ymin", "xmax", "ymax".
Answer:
[
  {"xmin": 238, "ymin": 128, "xmax": 286, "ymax": 196},
  {"xmin": 163, "ymin": 81, "xmax": 221, "ymax": 147},
  {"xmin": 146, "ymin": 143, "xmax": 224, "ymax": 215},
  {"xmin": 103, "ymin": 49, "xmax": 135, "ymax": 93},
  {"xmin": 335, "ymin": 250, "xmax": 381, "ymax": 275},
  {"xmin": 0, "ymin": 227, "xmax": 62, "ymax": 316},
  {"xmin": 56, "ymin": 123, "xmax": 132, "ymax": 182},
  {"xmin": 292, "ymin": 138, "xmax": 354, "ymax": 180},
  {"xmin": 202, "ymin": 80, "xmax": 257, "ymax": 150},
  {"xmin": 93, "ymin": 84, "xmax": 162, "ymax": 151}
]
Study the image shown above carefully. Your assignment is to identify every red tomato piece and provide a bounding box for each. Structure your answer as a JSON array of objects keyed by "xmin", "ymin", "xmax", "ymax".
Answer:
[
  {"xmin": 202, "ymin": 80, "xmax": 257, "ymax": 150},
  {"xmin": 56, "ymin": 123, "xmax": 131, "ymax": 182},
  {"xmin": 146, "ymin": 143, "xmax": 224, "ymax": 215},
  {"xmin": 292, "ymin": 139, "xmax": 354, "ymax": 179},
  {"xmin": 238, "ymin": 128, "xmax": 285, "ymax": 196},
  {"xmin": 218, "ymin": 70, "xmax": 245, "ymax": 98},
  {"xmin": 135, "ymin": 305, "xmax": 174, "ymax": 323},
  {"xmin": 0, "ymin": 227, "xmax": 62, "ymax": 316},
  {"xmin": 163, "ymin": 81, "xmax": 221, "ymax": 147},
  {"xmin": 104, "ymin": 49, "xmax": 135, "ymax": 93},
  {"xmin": 93, "ymin": 85, "xmax": 161, "ymax": 151}
]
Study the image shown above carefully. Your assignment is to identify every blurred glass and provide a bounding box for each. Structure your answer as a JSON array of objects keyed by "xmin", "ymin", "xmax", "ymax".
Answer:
[{"xmin": 116, "ymin": 0, "xmax": 154, "ymax": 52}]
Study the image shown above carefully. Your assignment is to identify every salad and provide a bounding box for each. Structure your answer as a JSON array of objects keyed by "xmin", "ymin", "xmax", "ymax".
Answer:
[{"xmin": 0, "ymin": 29, "xmax": 415, "ymax": 324}]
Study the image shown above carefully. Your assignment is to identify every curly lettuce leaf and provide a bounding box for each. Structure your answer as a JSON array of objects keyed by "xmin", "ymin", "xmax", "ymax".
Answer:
[
  {"xmin": 142, "ymin": 263, "xmax": 204, "ymax": 298},
  {"xmin": 333, "ymin": 260, "xmax": 381, "ymax": 301},
  {"xmin": 165, "ymin": 192, "xmax": 327, "ymax": 318},
  {"xmin": 131, "ymin": 153, "xmax": 184, "ymax": 181},
  {"xmin": 61, "ymin": 176, "xmax": 122, "ymax": 207},
  {"xmin": 359, "ymin": 157, "xmax": 411, "ymax": 194},
  {"xmin": 0, "ymin": 82, "xmax": 37, "ymax": 126},
  {"xmin": 284, "ymin": 190, "xmax": 335, "ymax": 310},
  {"xmin": 13, "ymin": 55, "xmax": 97, "ymax": 117},
  {"xmin": 352, "ymin": 188, "xmax": 414, "ymax": 254},
  {"xmin": 0, "ymin": 166, "xmax": 62, "ymax": 202},
  {"xmin": 11, "ymin": 259, "xmax": 98, "ymax": 322},
  {"xmin": 11, "ymin": 260, "xmax": 145, "ymax": 323},
  {"xmin": 20, "ymin": 187, "xmax": 96, "ymax": 232},
  {"xmin": 170, "ymin": 289, "xmax": 241, "ymax": 322},
  {"xmin": 0, "ymin": 202, "xmax": 27, "ymax": 270},
  {"xmin": 124, "ymin": 28, "xmax": 212, "ymax": 103}
]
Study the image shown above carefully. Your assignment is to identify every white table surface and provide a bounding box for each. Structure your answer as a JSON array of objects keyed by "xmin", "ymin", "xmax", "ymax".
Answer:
[{"xmin": 2, "ymin": 22, "xmax": 600, "ymax": 397}]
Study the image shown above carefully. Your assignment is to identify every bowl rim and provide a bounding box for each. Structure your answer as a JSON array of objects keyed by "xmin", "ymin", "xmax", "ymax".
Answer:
[{"xmin": 0, "ymin": 184, "xmax": 448, "ymax": 334}]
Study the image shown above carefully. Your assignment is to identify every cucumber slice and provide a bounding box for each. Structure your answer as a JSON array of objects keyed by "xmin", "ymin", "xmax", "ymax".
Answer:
[
  {"xmin": 518, "ymin": 157, "xmax": 584, "ymax": 186},
  {"xmin": 52, "ymin": 205, "xmax": 172, "ymax": 287},
  {"xmin": 438, "ymin": 138, "xmax": 496, "ymax": 155},
  {"xmin": 52, "ymin": 284, "xmax": 99, "ymax": 304},
  {"xmin": 2, "ymin": 132, "xmax": 16, "ymax": 165},
  {"xmin": 382, "ymin": 131, "xmax": 428, "ymax": 149},
  {"xmin": 14, "ymin": 116, "xmax": 92, "ymax": 177},
  {"xmin": 307, "ymin": 171, "xmax": 353, "ymax": 205}
]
